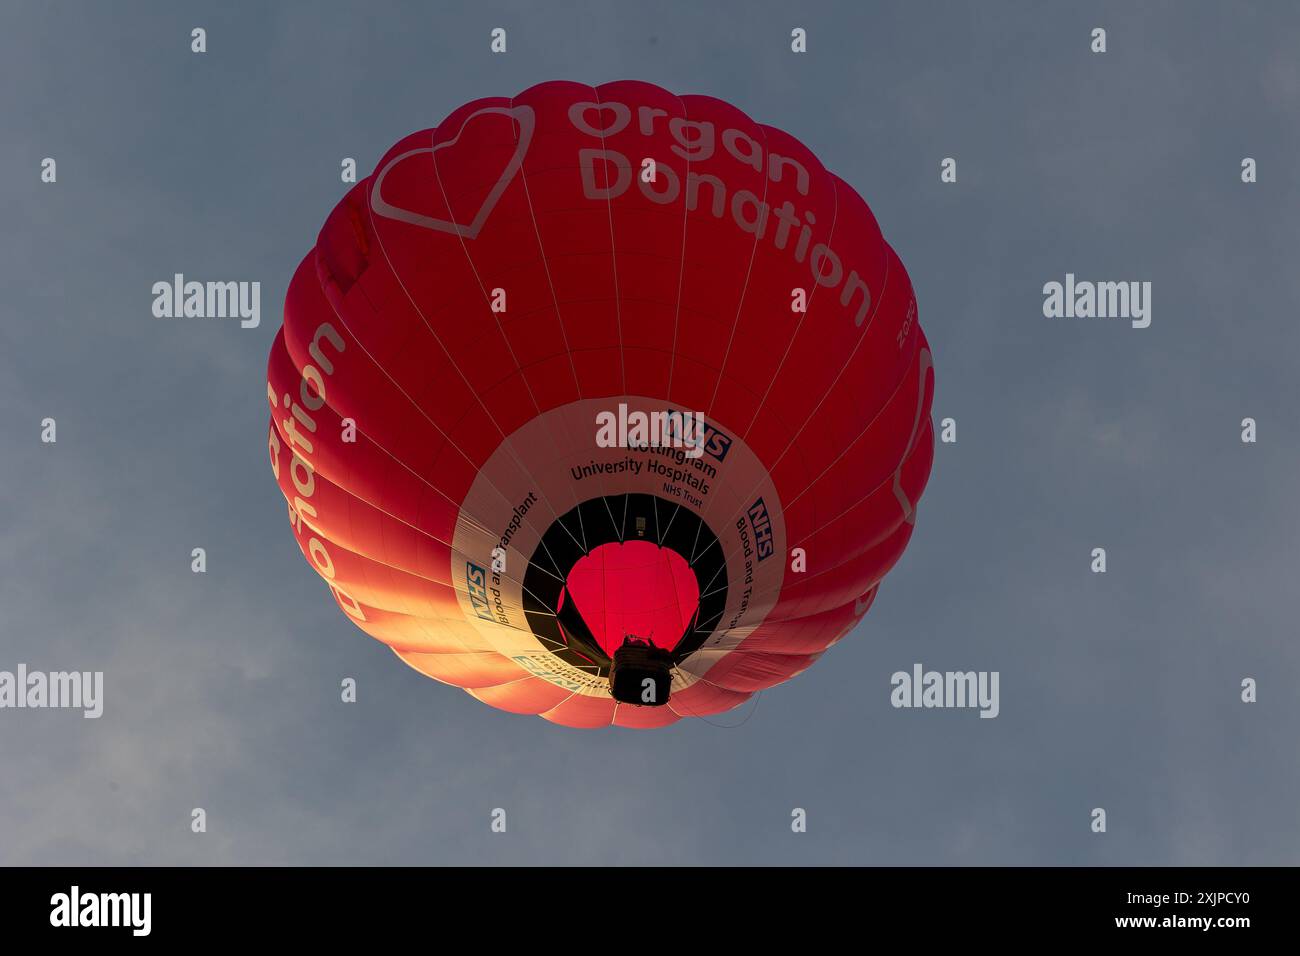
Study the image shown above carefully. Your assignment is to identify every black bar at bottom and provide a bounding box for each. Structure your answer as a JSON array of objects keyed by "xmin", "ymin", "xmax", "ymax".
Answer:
[{"xmin": 0, "ymin": 866, "xmax": 1283, "ymax": 941}]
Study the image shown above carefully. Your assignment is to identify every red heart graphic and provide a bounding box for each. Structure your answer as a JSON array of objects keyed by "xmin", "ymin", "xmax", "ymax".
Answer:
[{"xmin": 369, "ymin": 105, "xmax": 535, "ymax": 239}]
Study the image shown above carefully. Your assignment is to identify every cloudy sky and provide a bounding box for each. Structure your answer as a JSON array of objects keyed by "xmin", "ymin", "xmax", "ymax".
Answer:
[{"xmin": 1, "ymin": 0, "xmax": 1297, "ymax": 865}]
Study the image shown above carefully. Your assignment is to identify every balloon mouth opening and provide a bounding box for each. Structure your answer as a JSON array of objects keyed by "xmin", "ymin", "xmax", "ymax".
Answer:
[
  {"xmin": 522, "ymin": 493, "xmax": 728, "ymax": 680},
  {"xmin": 557, "ymin": 540, "xmax": 700, "ymax": 657}
]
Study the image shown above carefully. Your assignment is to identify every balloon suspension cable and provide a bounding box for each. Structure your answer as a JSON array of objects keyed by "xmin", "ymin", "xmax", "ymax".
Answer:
[{"xmin": 668, "ymin": 663, "xmax": 763, "ymax": 729}]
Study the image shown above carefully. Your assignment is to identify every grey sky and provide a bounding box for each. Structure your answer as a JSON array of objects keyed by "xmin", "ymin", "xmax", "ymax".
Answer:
[{"xmin": 1, "ymin": 0, "xmax": 1296, "ymax": 864}]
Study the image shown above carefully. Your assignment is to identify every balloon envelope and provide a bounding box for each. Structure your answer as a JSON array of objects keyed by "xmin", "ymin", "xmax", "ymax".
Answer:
[{"xmin": 266, "ymin": 80, "xmax": 935, "ymax": 728}]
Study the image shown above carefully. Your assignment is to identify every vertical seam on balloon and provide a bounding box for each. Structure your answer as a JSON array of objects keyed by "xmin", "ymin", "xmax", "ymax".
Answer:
[
  {"xmin": 423, "ymin": 102, "xmax": 591, "ymax": 568},
  {"xmin": 574, "ymin": 494, "xmax": 589, "ymax": 555},
  {"xmin": 510, "ymin": 97, "xmax": 585, "ymax": 404},
  {"xmin": 592, "ymin": 82, "xmax": 628, "ymax": 398},
  {"xmin": 582, "ymin": 82, "xmax": 622, "ymax": 524},
  {"xmin": 733, "ymin": 149, "xmax": 845, "ymax": 444},
  {"xmin": 662, "ymin": 90, "xmax": 694, "ymax": 562},
  {"xmin": 703, "ymin": 112, "xmax": 773, "ymax": 423},
  {"xmin": 509, "ymin": 89, "xmax": 592, "ymax": 558},
  {"xmin": 501, "ymin": 91, "xmax": 591, "ymax": 562},
  {"xmin": 664, "ymin": 90, "xmax": 693, "ymax": 407},
  {"xmin": 598, "ymin": 493, "xmax": 623, "ymax": 550}
]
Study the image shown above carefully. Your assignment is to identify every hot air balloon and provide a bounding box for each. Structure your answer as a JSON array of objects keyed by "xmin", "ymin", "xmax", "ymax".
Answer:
[{"xmin": 266, "ymin": 80, "xmax": 935, "ymax": 728}]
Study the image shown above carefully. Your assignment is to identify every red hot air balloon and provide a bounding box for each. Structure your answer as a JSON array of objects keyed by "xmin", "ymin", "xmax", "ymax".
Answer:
[{"xmin": 266, "ymin": 80, "xmax": 935, "ymax": 728}]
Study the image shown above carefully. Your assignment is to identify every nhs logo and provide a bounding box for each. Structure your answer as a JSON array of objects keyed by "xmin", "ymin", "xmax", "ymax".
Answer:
[
  {"xmin": 663, "ymin": 408, "xmax": 734, "ymax": 462},
  {"xmin": 466, "ymin": 562, "xmax": 493, "ymax": 621},
  {"xmin": 747, "ymin": 498, "xmax": 774, "ymax": 562}
]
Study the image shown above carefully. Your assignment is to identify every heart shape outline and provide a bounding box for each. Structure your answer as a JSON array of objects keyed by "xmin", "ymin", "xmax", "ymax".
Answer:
[{"xmin": 369, "ymin": 104, "xmax": 536, "ymax": 239}]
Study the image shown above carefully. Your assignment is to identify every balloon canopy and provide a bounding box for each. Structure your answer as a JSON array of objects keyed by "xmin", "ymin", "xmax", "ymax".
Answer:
[{"xmin": 266, "ymin": 80, "xmax": 935, "ymax": 728}]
